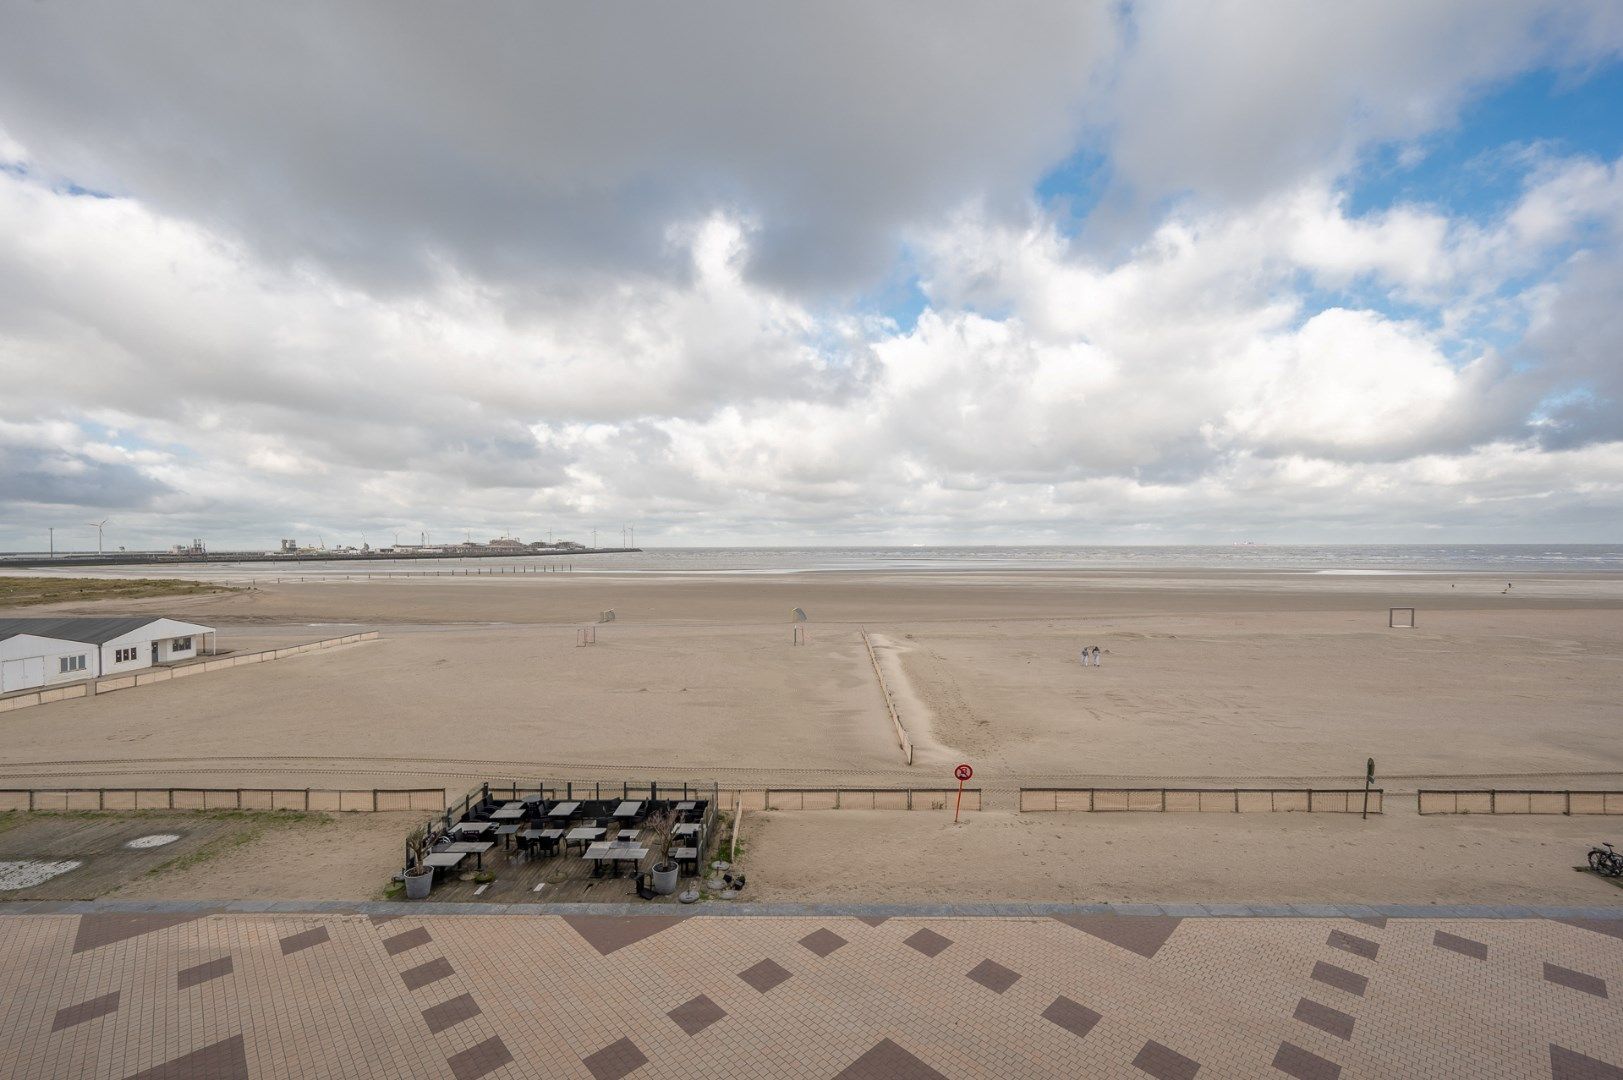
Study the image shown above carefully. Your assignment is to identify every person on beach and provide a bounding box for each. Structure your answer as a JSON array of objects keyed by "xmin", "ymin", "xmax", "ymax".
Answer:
[{"xmin": 1091, "ymin": 646, "xmax": 1102, "ymax": 666}]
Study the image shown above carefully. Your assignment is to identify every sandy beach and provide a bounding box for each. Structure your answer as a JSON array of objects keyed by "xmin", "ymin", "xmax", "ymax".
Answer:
[
  {"xmin": 3, "ymin": 568, "xmax": 1621, "ymax": 790},
  {"xmin": 3, "ymin": 566, "xmax": 1621, "ymax": 905}
]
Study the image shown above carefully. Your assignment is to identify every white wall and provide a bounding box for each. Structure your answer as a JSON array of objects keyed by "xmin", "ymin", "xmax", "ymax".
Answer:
[
  {"xmin": 99, "ymin": 638, "xmax": 153, "ymax": 676},
  {"xmin": 103, "ymin": 619, "xmax": 213, "ymax": 666},
  {"xmin": 0, "ymin": 634, "xmax": 96, "ymax": 692}
]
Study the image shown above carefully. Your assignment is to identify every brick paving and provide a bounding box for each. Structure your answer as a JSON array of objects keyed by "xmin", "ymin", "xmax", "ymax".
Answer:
[{"xmin": 0, "ymin": 910, "xmax": 1618, "ymax": 1078}]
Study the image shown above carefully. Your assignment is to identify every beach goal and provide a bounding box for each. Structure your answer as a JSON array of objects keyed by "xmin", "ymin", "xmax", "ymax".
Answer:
[
  {"xmin": 1389, "ymin": 607, "xmax": 1416, "ymax": 628},
  {"xmin": 576, "ymin": 627, "xmax": 597, "ymax": 647},
  {"xmin": 599, "ymin": 609, "xmax": 616, "ymax": 623}
]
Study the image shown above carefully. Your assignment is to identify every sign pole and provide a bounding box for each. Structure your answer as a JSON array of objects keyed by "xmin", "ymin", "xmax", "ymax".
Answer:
[
  {"xmin": 953, "ymin": 763, "xmax": 973, "ymax": 825},
  {"xmin": 1362, "ymin": 757, "xmax": 1374, "ymax": 821}
]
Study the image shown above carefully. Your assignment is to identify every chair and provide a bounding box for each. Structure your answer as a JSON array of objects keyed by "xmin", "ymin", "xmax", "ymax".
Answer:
[{"xmin": 634, "ymin": 872, "xmax": 657, "ymax": 901}]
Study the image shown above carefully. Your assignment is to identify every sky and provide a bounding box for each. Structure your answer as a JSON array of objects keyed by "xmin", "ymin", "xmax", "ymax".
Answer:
[{"xmin": 2, "ymin": 2, "xmax": 1623, "ymax": 551}]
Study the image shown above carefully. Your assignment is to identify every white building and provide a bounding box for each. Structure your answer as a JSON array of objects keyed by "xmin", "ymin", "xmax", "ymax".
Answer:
[{"xmin": 0, "ymin": 617, "xmax": 216, "ymax": 695}]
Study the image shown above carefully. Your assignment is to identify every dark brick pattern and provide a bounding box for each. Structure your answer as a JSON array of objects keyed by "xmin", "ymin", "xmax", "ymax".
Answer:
[
  {"xmin": 447, "ymin": 1035, "xmax": 514, "ymax": 1080},
  {"xmin": 668, "ymin": 994, "xmax": 727, "ymax": 1035},
  {"xmin": 176, "ymin": 956, "xmax": 233, "ymax": 990},
  {"xmin": 278, "ymin": 926, "xmax": 330, "ymax": 956},
  {"xmin": 422, "ymin": 992, "xmax": 481, "ymax": 1034},
  {"xmin": 582, "ymin": 1037, "xmax": 648, "ymax": 1080},
  {"xmin": 1274, "ymin": 1040, "xmax": 1341, "ymax": 1080},
  {"xmin": 1131, "ymin": 1039, "xmax": 1201, "ymax": 1080}
]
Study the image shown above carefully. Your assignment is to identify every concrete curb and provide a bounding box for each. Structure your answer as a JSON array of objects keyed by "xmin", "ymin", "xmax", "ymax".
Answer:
[{"xmin": 2, "ymin": 898, "xmax": 1619, "ymax": 919}]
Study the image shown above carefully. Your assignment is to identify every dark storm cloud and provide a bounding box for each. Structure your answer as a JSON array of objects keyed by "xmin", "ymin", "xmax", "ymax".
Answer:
[
  {"xmin": 0, "ymin": 2, "xmax": 1112, "ymax": 296},
  {"xmin": 0, "ymin": 446, "xmax": 174, "ymax": 510}
]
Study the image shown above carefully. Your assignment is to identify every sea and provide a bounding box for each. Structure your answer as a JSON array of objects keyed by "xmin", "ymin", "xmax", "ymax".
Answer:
[{"xmin": 97, "ymin": 544, "xmax": 1623, "ymax": 578}]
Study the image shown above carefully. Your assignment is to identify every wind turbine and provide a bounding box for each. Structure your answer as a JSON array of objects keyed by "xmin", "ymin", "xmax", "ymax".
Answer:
[{"xmin": 87, "ymin": 519, "xmax": 109, "ymax": 555}]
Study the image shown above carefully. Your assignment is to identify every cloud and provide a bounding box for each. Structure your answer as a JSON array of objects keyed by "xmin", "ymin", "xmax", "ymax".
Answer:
[
  {"xmin": 0, "ymin": 6, "xmax": 1621, "ymax": 547},
  {"xmin": 0, "ymin": 2, "xmax": 1115, "ymax": 295},
  {"xmin": 1104, "ymin": 1, "xmax": 1623, "ymax": 207}
]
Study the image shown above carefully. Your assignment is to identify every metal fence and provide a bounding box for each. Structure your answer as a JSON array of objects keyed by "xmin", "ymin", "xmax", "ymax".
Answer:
[
  {"xmin": 1018, "ymin": 787, "xmax": 1383, "ymax": 814},
  {"xmin": 0, "ymin": 787, "xmax": 445, "ymax": 813},
  {"xmin": 1417, "ymin": 789, "xmax": 1623, "ymax": 815}
]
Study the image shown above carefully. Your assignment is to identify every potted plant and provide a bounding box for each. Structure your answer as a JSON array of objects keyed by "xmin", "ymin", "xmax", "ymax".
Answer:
[
  {"xmin": 648, "ymin": 809, "xmax": 680, "ymax": 895},
  {"xmin": 404, "ymin": 824, "xmax": 435, "ymax": 900}
]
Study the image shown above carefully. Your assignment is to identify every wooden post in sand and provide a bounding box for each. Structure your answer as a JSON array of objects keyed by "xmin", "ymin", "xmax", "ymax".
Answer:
[{"xmin": 1362, "ymin": 757, "xmax": 1375, "ymax": 820}]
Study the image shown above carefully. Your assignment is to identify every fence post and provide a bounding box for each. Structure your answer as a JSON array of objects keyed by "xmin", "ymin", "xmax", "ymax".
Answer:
[
  {"xmin": 168, "ymin": 788, "xmax": 174, "ymax": 810},
  {"xmin": 835, "ymin": 789, "xmax": 841, "ymax": 810},
  {"xmin": 237, "ymin": 788, "xmax": 243, "ymax": 810},
  {"xmin": 1161, "ymin": 789, "xmax": 1166, "ymax": 812},
  {"xmin": 306, "ymin": 788, "xmax": 312, "ymax": 811},
  {"xmin": 1490, "ymin": 790, "xmax": 1496, "ymax": 814},
  {"xmin": 374, "ymin": 789, "xmax": 379, "ymax": 812},
  {"xmin": 906, "ymin": 789, "xmax": 913, "ymax": 810},
  {"xmin": 98, "ymin": 788, "xmax": 104, "ymax": 810}
]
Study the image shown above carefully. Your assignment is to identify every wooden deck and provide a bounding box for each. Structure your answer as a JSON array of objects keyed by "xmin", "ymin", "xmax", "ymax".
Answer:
[{"xmin": 422, "ymin": 832, "xmax": 715, "ymax": 905}]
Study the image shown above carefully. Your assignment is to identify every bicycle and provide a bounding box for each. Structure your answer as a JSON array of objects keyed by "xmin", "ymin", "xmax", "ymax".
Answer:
[{"xmin": 1587, "ymin": 842, "xmax": 1623, "ymax": 877}]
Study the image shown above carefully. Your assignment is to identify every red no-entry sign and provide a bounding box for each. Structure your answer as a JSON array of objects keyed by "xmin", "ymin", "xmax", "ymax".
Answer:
[{"xmin": 953, "ymin": 763, "xmax": 973, "ymax": 822}]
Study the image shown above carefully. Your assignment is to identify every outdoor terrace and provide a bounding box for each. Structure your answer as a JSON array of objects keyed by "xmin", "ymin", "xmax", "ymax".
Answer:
[{"xmin": 405, "ymin": 782, "xmax": 726, "ymax": 905}]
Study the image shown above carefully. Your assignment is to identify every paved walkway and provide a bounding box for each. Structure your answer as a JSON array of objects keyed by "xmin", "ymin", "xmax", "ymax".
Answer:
[{"xmin": 1, "ymin": 908, "xmax": 1618, "ymax": 1078}]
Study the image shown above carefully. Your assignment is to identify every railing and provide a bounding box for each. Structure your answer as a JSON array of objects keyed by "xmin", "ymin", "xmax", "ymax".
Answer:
[
  {"xmin": 1018, "ymin": 787, "xmax": 1383, "ymax": 813},
  {"xmin": 726, "ymin": 787, "xmax": 981, "ymax": 812},
  {"xmin": 441, "ymin": 781, "xmax": 981, "ymax": 820},
  {"xmin": 1417, "ymin": 789, "xmax": 1623, "ymax": 815},
  {"xmin": 0, "ymin": 787, "xmax": 444, "ymax": 812}
]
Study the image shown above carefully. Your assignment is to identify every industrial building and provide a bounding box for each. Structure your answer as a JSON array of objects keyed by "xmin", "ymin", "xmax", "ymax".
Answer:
[{"xmin": 0, "ymin": 617, "xmax": 216, "ymax": 694}]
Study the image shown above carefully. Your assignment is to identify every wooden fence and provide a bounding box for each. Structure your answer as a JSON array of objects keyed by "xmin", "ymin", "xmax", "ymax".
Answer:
[
  {"xmin": 1417, "ymin": 789, "xmax": 1623, "ymax": 815},
  {"xmin": 0, "ymin": 787, "xmax": 445, "ymax": 813},
  {"xmin": 859, "ymin": 630, "xmax": 913, "ymax": 765},
  {"xmin": 1018, "ymin": 787, "xmax": 1383, "ymax": 814},
  {"xmin": 455, "ymin": 781, "xmax": 980, "ymax": 814},
  {"xmin": 0, "ymin": 631, "xmax": 380, "ymax": 714},
  {"xmin": 728, "ymin": 787, "xmax": 981, "ymax": 812}
]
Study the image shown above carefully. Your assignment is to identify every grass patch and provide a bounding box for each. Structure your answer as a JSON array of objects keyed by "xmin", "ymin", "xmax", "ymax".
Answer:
[
  {"xmin": 12, "ymin": 808, "xmax": 332, "ymax": 826},
  {"xmin": 137, "ymin": 812, "xmax": 335, "ymax": 881},
  {"xmin": 147, "ymin": 827, "xmax": 265, "ymax": 877},
  {"xmin": 0, "ymin": 576, "xmax": 239, "ymax": 609}
]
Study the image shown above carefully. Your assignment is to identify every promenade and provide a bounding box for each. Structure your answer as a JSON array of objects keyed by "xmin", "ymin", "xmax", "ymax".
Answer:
[{"xmin": 1, "ymin": 904, "xmax": 1617, "ymax": 1078}]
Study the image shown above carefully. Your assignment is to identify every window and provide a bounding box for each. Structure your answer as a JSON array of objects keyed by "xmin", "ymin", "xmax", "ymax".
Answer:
[
  {"xmin": 58, "ymin": 654, "xmax": 87, "ymax": 674},
  {"xmin": 114, "ymin": 647, "xmax": 138, "ymax": 663},
  {"xmin": 173, "ymin": 637, "xmax": 193, "ymax": 650}
]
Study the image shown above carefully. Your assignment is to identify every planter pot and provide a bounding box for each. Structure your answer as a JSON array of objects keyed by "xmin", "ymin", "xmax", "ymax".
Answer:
[
  {"xmin": 652, "ymin": 861, "xmax": 680, "ymax": 895},
  {"xmin": 404, "ymin": 868, "xmax": 433, "ymax": 900}
]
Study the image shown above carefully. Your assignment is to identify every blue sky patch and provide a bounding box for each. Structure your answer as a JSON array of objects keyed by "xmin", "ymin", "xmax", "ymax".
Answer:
[{"xmin": 1347, "ymin": 61, "xmax": 1623, "ymax": 220}]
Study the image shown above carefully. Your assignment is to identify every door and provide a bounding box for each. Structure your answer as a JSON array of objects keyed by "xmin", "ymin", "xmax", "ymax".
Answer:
[
  {"xmin": 2, "ymin": 657, "xmax": 45, "ymax": 693},
  {"xmin": 151, "ymin": 642, "xmax": 160, "ymax": 664}
]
